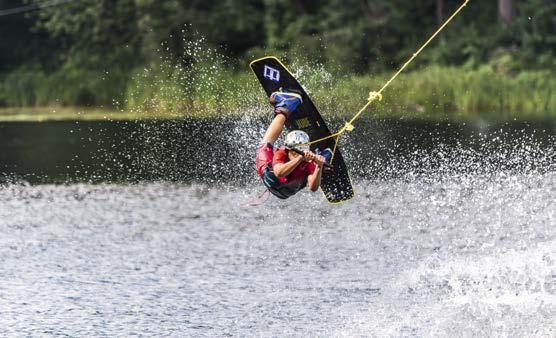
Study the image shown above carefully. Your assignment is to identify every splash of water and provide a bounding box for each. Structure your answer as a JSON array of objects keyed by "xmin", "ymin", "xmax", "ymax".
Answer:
[{"xmin": 2, "ymin": 31, "xmax": 555, "ymax": 337}]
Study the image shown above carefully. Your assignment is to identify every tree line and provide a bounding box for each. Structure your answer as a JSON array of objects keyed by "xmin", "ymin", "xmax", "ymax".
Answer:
[{"xmin": 0, "ymin": 0, "xmax": 554, "ymax": 107}]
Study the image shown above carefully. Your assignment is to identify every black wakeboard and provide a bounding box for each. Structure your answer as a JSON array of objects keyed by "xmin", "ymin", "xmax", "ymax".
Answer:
[{"xmin": 250, "ymin": 56, "xmax": 354, "ymax": 203}]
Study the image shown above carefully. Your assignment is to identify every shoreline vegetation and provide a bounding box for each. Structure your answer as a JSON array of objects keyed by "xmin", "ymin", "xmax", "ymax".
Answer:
[
  {"xmin": 1, "ymin": 63, "xmax": 554, "ymax": 122},
  {"xmin": 0, "ymin": 107, "xmax": 183, "ymax": 122},
  {"xmin": 2, "ymin": 1, "xmax": 555, "ymax": 122}
]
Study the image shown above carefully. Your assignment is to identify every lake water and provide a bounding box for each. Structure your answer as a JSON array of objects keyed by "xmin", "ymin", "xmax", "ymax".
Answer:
[{"xmin": 0, "ymin": 118, "xmax": 555, "ymax": 336}]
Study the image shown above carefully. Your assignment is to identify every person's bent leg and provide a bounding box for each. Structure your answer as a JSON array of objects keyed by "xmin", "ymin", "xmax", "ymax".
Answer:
[
  {"xmin": 256, "ymin": 114, "xmax": 286, "ymax": 177},
  {"xmin": 255, "ymin": 90, "xmax": 301, "ymax": 178},
  {"xmin": 261, "ymin": 114, "xmax": 286, "ymax": 144}
]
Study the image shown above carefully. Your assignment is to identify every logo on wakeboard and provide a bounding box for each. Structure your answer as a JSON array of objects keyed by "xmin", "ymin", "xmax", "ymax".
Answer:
[{"xmin": 263, "ymin": 65, "xmax": 280, "ymax": 83}]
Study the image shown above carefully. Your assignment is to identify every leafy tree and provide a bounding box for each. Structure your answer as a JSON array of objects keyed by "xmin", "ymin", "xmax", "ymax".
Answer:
[
  {"xmin": 136, "ymin": 0, "xmax": 265, "ymax": 64},
  {"xmin": 29, "ymin": 0, "xmax": 141, "ymax": 71},
  {"xmin": 1, "ymin": 0, "xmax": 555, "ymax": 107},
  {"xmin": 0, "ymin": 0, "xmax": 48, "ymax": 71}
]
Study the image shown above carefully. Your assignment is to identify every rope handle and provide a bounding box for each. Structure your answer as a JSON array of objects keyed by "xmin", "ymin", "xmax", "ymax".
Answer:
[{"xmin": 287, "ymin": 147, "xmax": 334, "ymax": 170}]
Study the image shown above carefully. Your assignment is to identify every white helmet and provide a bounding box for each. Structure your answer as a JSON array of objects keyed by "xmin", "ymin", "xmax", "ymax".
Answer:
[{"xmin": 285, "ymin": 130, "xmax": 310, "ymax": 152}]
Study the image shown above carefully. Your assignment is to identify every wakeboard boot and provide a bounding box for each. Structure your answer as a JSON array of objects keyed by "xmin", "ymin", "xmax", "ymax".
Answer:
[{"xmin": 269, "ymin": 89, "xmax": 303, "ymax": 120}]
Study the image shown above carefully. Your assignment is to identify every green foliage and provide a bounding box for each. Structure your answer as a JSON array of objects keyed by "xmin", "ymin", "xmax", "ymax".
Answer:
[
  {"xmin": 135, "ymin": 0, "xmax": 264, "ymax": 62},
  {"xmin": 0, "ymin": 64, "xmax": 129, "ymax": 107},
  {"xmin": 119, "ymin": 58, "xmax": 556, "ymax": 121},
  {"xmin": 123, "ymin": 39, "xmax": 260, "ymax": 118},
  {"xmin": 8, "ymin": 0, "xmax": 556, "ymax": 72},
  {"xmin": 30, "ymin": 0, "xmax": 141, "ymax": 71},
  {"xmin": 1, "ymin": 0, "xmax": 555, "ymax": 121},
  {"xmin": 0, "ymin": 65, "xmax": 47, "ymax": 106},
  {"xmin": 512, "ymin": 0, "xmax": 556, "ymax": 68},
  {"xmin": 0, "ymin": 0, "xmax": 46, "ymax": 72},
  {"xmin": 319, "ymin": 65, "xmax": 555, "ymax": 121}
]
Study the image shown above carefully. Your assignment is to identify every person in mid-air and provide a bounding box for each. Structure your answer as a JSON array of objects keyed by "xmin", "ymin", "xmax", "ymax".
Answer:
[{"xmin": 255, "ymin": 90, "xmax": 332, "ymax": 199}]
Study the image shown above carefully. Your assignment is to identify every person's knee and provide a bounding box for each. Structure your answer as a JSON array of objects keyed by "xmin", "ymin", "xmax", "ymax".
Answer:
[{"xmin": 272, "ymin": 113, "xmax": 287, "ymax": 123}]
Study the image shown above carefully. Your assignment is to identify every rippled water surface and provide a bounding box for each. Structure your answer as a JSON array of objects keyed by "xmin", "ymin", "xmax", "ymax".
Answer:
[
  {"xmin": 1, "ymin": 174, "xmax": 554, "ymax": 336},
  {"xmin": 1, "ymin": 119, "xmax": 555, "ymax": 336}
]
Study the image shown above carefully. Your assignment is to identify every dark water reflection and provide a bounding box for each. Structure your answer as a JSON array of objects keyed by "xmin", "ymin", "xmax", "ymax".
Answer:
[{"xmin": 0, "ymin": 118, "xmax": 554, "ymax": 184}]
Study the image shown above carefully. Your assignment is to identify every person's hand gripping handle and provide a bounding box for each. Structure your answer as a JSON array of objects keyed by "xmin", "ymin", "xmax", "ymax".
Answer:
[{"xmin": 287, "ymin": 147, "xmax": 333, "ymax": 170}]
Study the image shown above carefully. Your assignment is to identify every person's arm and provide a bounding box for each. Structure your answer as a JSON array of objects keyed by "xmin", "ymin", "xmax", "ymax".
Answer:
[
  {"xmin": 273, "ymin": 153, "xmax": 304, "ymax": 177},
  {"xmin": 306, "ymin": 153, "xmax": 325, "ymax": 191}
]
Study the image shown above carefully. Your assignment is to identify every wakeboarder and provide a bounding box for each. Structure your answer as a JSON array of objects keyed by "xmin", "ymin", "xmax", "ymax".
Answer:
[{"xmin": 255, "ymin": 90, "xmax": 332, "ymax": 199}]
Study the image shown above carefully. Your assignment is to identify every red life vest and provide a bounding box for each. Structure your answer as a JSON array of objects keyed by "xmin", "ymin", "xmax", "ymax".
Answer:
[{"xmin": 262, "ymin": 147, "xmax": 316, "ymax": 199}]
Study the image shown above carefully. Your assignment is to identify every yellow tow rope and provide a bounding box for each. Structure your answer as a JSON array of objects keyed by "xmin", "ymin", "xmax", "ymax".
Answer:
[{"xmin": 308, "ymin": 0, "xmax": 470, "ymax": 163}]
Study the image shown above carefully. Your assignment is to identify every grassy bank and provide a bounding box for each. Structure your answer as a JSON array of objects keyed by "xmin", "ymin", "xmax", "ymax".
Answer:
[
  {"xmin": 121, "ymin": 60, "xmax": 556, "ymax": 121},
  {"xmin": 327, "ymin": 65, "xmax": 555, "ymax": 121},
  {"xmin": 1, "ymin": 63, "xmax": 554, "ymax": 122}
]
